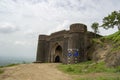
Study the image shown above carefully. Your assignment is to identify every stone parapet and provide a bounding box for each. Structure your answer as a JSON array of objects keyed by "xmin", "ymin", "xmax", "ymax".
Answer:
[{"xmin": 70, "ymin": 23, "xmax": 87, "ymax": 33}]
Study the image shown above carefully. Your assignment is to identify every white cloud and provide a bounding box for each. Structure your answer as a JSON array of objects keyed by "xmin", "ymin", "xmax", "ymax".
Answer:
[
  {"xmin": 14, "ymin": 41, "xmax": 32, "ymax": 46},
  {"xmin": 0, "ymin": 22, "xmax": 19, "ymax": 33},
  {"xmin": 0, "ymin": 0, "xmax": 120, "ymax": 58},
  {"xmin": 47, "ymin": 20, "xmax": 70, "ymax": 34}
]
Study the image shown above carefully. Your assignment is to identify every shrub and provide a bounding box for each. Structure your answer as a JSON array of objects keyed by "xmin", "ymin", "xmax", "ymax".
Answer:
[{"xmin": 0, "ymin": 69, "xmax": 4, "ymax": 74}]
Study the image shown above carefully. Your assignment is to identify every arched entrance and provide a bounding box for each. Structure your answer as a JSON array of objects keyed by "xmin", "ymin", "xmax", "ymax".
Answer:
[
  {"xmin": 55, "ymin": 56, "xmax": 60, "ymax": 62},
  {"xmin": 54, "ymin": 45, "xmax": 62, "ymax": 62}
]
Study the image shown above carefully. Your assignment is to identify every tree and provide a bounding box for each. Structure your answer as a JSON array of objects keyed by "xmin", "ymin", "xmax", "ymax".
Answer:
[
  {"xmin": 91, "ymin": 22, "xmax": 99, "ymax": 37},
  {"xmin": 102, "ymin": 10, "xmax": 120, "ymax": 30}
]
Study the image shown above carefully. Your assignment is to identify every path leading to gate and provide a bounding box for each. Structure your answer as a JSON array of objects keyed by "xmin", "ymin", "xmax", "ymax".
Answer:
[{"xmin": 0, "ymin": 63, "xmax": 72, "ymax": 80}]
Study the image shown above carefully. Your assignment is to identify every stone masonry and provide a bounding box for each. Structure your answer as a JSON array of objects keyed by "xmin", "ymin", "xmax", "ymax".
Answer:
[{"xmin": 36, "ymin": 23, "xmax": 95, "ymax": 64}]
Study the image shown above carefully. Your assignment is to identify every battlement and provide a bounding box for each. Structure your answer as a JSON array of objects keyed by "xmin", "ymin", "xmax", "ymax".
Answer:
[
  {"xmin": 70, "ymin": 23, "xmax": 87, "ymax": 33},
  {"xmin": 39, "ymin": 35, "xmax": 47, "ymax": 40}
]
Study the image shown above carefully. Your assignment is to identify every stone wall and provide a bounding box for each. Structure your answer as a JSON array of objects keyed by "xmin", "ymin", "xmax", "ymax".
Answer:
[{"xmin": 36, "ymin": 23, "xmax": 96, "ymax": 64}]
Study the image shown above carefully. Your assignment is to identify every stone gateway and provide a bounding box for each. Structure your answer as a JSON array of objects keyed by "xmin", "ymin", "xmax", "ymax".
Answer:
[{"xmin": 36, "ymin": 23, "xmax": 95, "ymax": 64}]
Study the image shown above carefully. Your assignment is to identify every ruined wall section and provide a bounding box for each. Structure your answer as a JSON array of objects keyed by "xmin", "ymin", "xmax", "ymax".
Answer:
[
  {"xmin": 36, "ymin": 35, "xmax": 48, "ymax": 62},
  {"xmin": 67, "ymin": 23, "xmax": 88, "ymax": 63}
]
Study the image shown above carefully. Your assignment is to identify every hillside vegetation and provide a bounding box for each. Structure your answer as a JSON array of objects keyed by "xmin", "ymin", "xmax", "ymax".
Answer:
[
  {"xmin": 91, "ymin": 31, "xmax": 120, "ymax": 67},
  {"xmin": 104, "ymin": 31, "xmax": 120, "ymax": 51},
  {"xmin": 58, "ymin": 61, "xmax": 120, "ymax": 80}
]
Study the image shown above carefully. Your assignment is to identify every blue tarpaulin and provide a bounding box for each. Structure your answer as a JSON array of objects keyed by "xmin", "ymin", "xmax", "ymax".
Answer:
[{"xmin": 73, "ymin": 51, "xmax": 79, "ymax": 57}]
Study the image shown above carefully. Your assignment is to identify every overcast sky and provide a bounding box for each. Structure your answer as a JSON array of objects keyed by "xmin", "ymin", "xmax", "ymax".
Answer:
[{"xmin": 0, "ymin": 0, "xmax": 120, "ymax": 59}]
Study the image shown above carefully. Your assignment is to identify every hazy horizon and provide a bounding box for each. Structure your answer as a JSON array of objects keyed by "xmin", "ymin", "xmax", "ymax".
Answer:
[{"xmin": 0, "ymin": 56, "xmax": 35, "ymax": 66}]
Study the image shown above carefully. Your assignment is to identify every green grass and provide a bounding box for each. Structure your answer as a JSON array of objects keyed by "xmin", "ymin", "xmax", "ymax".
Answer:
[
  {"xmin": 58, "ymin": 61, "xmax": 120, "ymax": 74},
  {"xmin": 58, "ymin": 61, "xmax": 120, "ymax": 80},
  {"xmin": 102, "ymin": 31, "xmax": 120, "ymax": 52},
  {"xmin": 64, "ymin": 31, "xmax": 120, "ymax": 79},
  {"xmin": 105, "ymin": 31, "xmax": 120, "ymax": 41},
  {"xmin": 5, "ymin": 63, "xmax": 19, "ymax": 67},
  {"xmin": 0, "ymin": 63, "xmax": 19, "ymax": 75},
  {"xmin": 0, "ymin": 63, "xmax": 19, "ymax": 68},
  {"xmin": 0, "ymin": 63, "xmax": 19, "ymax": 73},
  {"xmin": 76, "ymin": 77, "xmax": 120, "ymax": 80},
  {"xmin": 0, "ymin": 69, "xmax": 4, "ymax": 74}
]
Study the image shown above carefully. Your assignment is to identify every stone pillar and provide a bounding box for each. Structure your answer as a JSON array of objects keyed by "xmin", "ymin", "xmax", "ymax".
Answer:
[
  {"xmin": 67, "ymin": 23, "xmax": 87, "ymax": 64},
  {"xmin": 36, "ymin": 35, "xmax": 47, "ymax": 63}
]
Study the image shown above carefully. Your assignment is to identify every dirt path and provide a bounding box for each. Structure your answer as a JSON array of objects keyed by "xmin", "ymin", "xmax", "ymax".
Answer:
[{"xmin": 0, "ymin": 63, "xmax": 72, "ymax": 80}]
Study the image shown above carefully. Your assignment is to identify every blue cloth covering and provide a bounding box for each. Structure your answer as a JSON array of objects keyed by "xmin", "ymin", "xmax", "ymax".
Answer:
[{"xmin": 73, "ymin": 51, "xmax": 79, "ymax": 57}]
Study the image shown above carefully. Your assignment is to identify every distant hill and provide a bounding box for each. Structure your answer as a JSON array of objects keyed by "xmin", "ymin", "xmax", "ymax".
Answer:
[{"xmin": 0, "ymin": 56, "xmax": 35, "ymax": 66}]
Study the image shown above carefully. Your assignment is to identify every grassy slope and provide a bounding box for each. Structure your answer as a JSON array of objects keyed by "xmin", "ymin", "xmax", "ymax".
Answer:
[
  {"xmin": 58, "ymin": 61, "xmax": 120, "ymax": 74},
  {"xmin": 58, "ymin": 61, "xmax": 120, "ymax": 80},
  {"xmin": 0, "ymin": 63, "xmax": 19, "ymax": 75},
  {"xmin": 93, "ymin": 31, "xmax": 120, "ymax": 52},
  {"xmin": 101, "ymin": 31, "xmax": 120, "ymax": 67},
  {"xmin": 88, "ymin": 31, "xmax": 120, "ymax": 67},
  {"xmin": 104, "ymin": 31, "xmax": 120, "ymax": 51},
  {"xmin": 58, "ymin": 31, "xmax": 120, "ymax": 80}
]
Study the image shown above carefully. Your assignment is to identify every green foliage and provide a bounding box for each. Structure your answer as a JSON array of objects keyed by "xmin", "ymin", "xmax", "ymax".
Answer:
[
  {"xmin": 102, "ymin": 10, "xmax": 120, "ymax": 30},
  {"xmin": 91, "ymin": 22, "xmax": 99, "ymax": 37},
  {"xmin": 0, "ymin": 66, "xmax": 3, "ymax": 68},
  {"xmin": 58, "ymin": 61, "xmax": 120, "ymax": 75},
  {"xmin": 103, "ymin": 31, "xmax": 120, "ymax": 51},
  {"xmin": 0, "ymin": 69, "xmax": 4, "ymax": 74}
]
